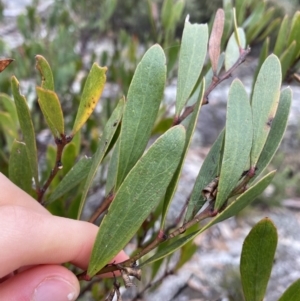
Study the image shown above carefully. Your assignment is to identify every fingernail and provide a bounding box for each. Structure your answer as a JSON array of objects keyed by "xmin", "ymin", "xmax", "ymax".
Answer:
[{"xmin": 32, "ymin": 277, "xmax": 78, "ymax": 301}]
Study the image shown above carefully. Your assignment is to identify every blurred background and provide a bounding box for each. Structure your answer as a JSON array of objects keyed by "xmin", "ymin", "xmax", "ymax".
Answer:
[{"xmin": 1, "ymin": 0, "xmax": 300, "ymax": 300}]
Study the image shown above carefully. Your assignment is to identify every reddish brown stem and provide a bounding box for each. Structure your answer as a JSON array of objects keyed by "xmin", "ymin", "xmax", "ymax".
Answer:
[
  {"xmin": 38, "ymin": 134, "xmax": 72, "ymax": 204},
  {"xmin": 88, "ymin": 193, "xmax": 115, "ymax": 223}
]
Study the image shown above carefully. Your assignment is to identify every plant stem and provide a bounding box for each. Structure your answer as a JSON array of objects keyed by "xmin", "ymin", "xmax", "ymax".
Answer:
[
  {"xmin": 174, "ymin": 46, "xmax": 251, "ymax": 125},
  {"xmin": 38, "ymin": 134, "xmax": 72, "ymax": 204},
  {"xmin": 88, "ymin": 193, "xmax": 115, "ymax": 223}
]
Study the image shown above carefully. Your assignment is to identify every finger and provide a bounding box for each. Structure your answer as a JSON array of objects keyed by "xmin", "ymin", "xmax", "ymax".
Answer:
[
  {"xmin": 0, "ymin": 205, "xmax": 129, "ymax": 277},
  {"xmin": 0, "ymin": 173, "xmax": 49, "ymax": 215},
  {"xmin": 0, "ymin": 265, "xmax": 80, "ymax": 301}
]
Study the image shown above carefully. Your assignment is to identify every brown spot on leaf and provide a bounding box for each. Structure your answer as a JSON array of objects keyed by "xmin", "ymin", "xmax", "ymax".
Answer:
[{"xmin": 0, "ymin": 59, "xmax": 14, "ymax": 73}]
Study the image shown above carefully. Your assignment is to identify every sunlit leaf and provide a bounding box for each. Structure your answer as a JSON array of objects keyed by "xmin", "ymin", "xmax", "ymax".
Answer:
[
  {"xmin": 9, "ymin": 140, "xmax": 32, "ymax": 195},
  {"xmin": 88, "ymin": 126, "xmax": 186, "ymax": 277},
  {"xmin": 241, "ymin": 218, "xmax": 277, "ymax": 301},
  {"xmin": 35, "ymin": 55, "xmax": 54, "ymax": 90},
  {"xmin": 77, "ymin": 98, "xmax": 124, "ymax": 219},
  {"xmin": 116, "ymin": 45, "xmax": 166, "ymax": 188},
  {"xmin": 215, "ymin": 79, "xmax": 252, "ymax": 210},
  {"xmin": 36, "ymin": 87, "xmax": 64, "ymax": 138},
  {"xmin": 72, "ymin": 63, "xmax": 107, "ymax": 135},
  {"xmin": 175, "ymin": 18, "xmax": 208, "ymax": 116},
  {"xmin": 250, "ymin": 55, "xmax": 281, "ymax": 167},
  {"xmin": 11, "ymin": 76, "xmax": 39, "ymax": 189}
]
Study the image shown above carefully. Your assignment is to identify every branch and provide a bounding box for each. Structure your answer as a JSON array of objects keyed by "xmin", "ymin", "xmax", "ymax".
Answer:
[
  {"xmin": 38, "ymin": 134, "xmax": 72, "ymax": 204},
  {"xmin": 88, "ymin": 193, "xmax": 115, "ymax": 223}
]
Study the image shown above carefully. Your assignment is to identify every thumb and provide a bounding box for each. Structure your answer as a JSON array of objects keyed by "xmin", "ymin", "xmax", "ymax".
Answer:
[{"xmin": 0, "ymin": 265, "xmax": 80, "ymax": 301}]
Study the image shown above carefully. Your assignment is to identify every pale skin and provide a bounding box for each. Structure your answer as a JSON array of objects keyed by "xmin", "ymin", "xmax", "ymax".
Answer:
[{"xmin": 0, "ymin": 173, "xmax": 128, "ymax": 300}]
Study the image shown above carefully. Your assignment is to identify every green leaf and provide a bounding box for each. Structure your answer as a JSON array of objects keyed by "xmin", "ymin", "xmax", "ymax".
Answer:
[
  {"xmin": 72, "ymin": 63, "xmax": 107, "ymax": 135},
  {"xmin": 252, "ymin": 37, "xmax": 269, "ymax": 91},
  {"xmin": 256, "ymin": 18, "xmax": 280, "ymax": 43},
  {"xmin": 209, "ymin": 9, "xmax": 225, "ymax": 74},
  {"xmin": 287, "ymin": 11, "xmax": 300, "ymax": 63},
  {"xmin": 280, "ymin": 41, "xmax": 296, "ymax": 80},
  {"xmin": 0, "ymin": 112, "xmax": 17, "ymax": 149},
  {"xmin": 36, "ymin": 87, "xmax": 64, "ymax": 138},
  {"xmin": 9, "ymin": 140, "xmax": 32, "ymax": 195},
  {"xmin": 246, "ymin": 5, "xmax": 270, "ymax": 43},
  {"xmin": 215, "ymin": 79, "xmax": 252, "ymax": 210},
  {"xmin": 35, "ymin": 55, "xmax": 54, "ymax": 90},
  {"xmin": 116, "ymin": 45, "xmax": 166, "ymax": 188},
  {"xmin": 77, "ymin": 98, "xmax": 124, "ymax": 219},
  {"xmin": 250, "ymin": 54, "xmax": 281, "ymax": 167},
  {"xmin": 88, "ymin": 125, "xmax": 186, "ymax": 277},
  {"xmin": 236, "ymin": 0, "xmax": 247, "ymax": 25},
  {"xmin": 240, "ymin": 218, "xmax": 278, "ymax": 301},
  {"xmin": 278, "ymin": 279, "xmax": 300, "ymax": 301},
  {"xmin": 47, "ymin": 156, "xmax": 93, "ymax": 203},
  {"xmin": 0, "ymin": 93, "xmax": 18, "ymax": 125},
  {"xmin": 274, "ymin": 15, "xmax": 289, "ymax": 56},
  {"xmin": 221, "ymin": 0, "xmax": 233, "ymax": 49},
  {"xmin": 11, "ymin": 76, "xmax": 39, "ymax": 189},
  {"xmin": 161, "ymin": 81, "xmax": 205, "ymax": 228},
  {"xmin": 175, "ymin": 19, "xmax": 208, "ymax": 116},
  {"xmin": 61, "ymin": 143, "xmax": 77, "ymax": 176},
  {"xmin": 225, "ymin": 28, "xmax": 246, "ymax": 71},
  {"xmin": 105, "ymin": 140, "xmax": 119, "ymax": 195},
  {"xmin": 142, "ymin": 171, "xmax": 275, "ymax": 266},
  {"xmin": 185, "ymin": 130, "xmax": 224, "ymax": 222},
  {"xmin": 253, "ymin": 88, "xmax": 292, "ymax": 181}
]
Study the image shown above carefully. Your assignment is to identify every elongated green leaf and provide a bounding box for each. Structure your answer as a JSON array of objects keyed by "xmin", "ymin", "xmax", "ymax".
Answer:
[
  {"xmin": 257, "ymin": 18, "xmax": 280, "ymax": 43},
  {"xmin": 77, "ymin": 99, "xmax": 124, "ymax": 218},
  {"xmin": 47, "ymin": 156, "xmax": 92, "ymax": 203},
  {"xmin": 88, "ymin": 126, "xmax": 186, "ymax": 277},
  {"xmin": 252, "ymin": 37, "xmax": 269, "ymax": 91},
  {"xmin": 0, "ymin": 93, "xmax": 18, "ymax": 125},
  {"xmin": 250, "ymin": 55, "xmax": 281, "ymax": 167},
  {"xmin": 274, "ymin": 15, "xmax": 289, "ymax": 56},
  {"xmin": 161, "ymin": 81, "xmax": 205, "ymax": 228},
  {"xmin": 9, "ymin": 140, "xmax": 32, "ymax": 194},
  {"xmin": 72, "ymin": 64, "xmax": 107, "ymax": 135},
  {"xmin": 280, "ymin": 41, "xmax": 296, "ymax": 80},
  {"xmin": 36, "ymin": 87, "xmax": 64, "ymax": 138},
  {"xmin": 35, "ymin": 55, "xmax": 54, "ymax": 90},
  {"xmin": 287, "ymin": 11, "xmax": 300, "ymax": 63},
  {"xmin": 225, "ymin": 28, "xmax": 246, "ymax": 71},
  {"xmin": 0, "ymin": 112, "xmax": 18, "ymax": 149},
  {"xmin": 278, "ymin": 279, "xmax": 300, "ymax": 301},
  {"xmin": 141, "ymin": 171, "xmax": 275, "ymax": 266},
  {"xmin": 185, "ymin": 130, "xmax": 224, "ymax": 222},
  {"xmin": 11, "ymin": 76, "xmax": 39, "ymax": 189},
  {"xmin": 243, "ymin": 1, "xmax": 265, "ymax": 31},
  {"xmin": 246, "ymin": 7, "xmax": 275, "ymax": 41},
  {"xmin": 215, "ymin": 79, "xmax": 252, "ymax": 210},
  {"xmin": 253, "ymin": 88, "xmax": 292, "ymax": 181},
  {"xmin": 116, "ymin": 45, "xmax": 166, "ymax": 188},
  {"xmin": 61, "ymin": 143, "xmax": 76, "ymax": 176},
  {"xmin": 209, "ymin": 9, "xmax": 225, "ymax": 73},
  {"xmin": 221, "ymin": 0, "xmax": 233, "ymax": 48},
  {"xmin": 236, "ymin": 0, "xmax": 247, "ymax": 25},
  {"xmin": 175, "ymin": 19, "xmax": 208, "ymax": 116},
  {"xmin": 241, "ymin": 218, "xmax": 278, "ymax": 301},
  {"xmin": 105, "ymin": 140, "xmax": 119, "ymax": 195}
]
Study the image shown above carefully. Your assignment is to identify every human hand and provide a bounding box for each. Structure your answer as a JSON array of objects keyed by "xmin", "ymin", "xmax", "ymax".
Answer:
[{"xmin": 0, "ymin": 173, "xmax": 128, "ymax": 301}]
